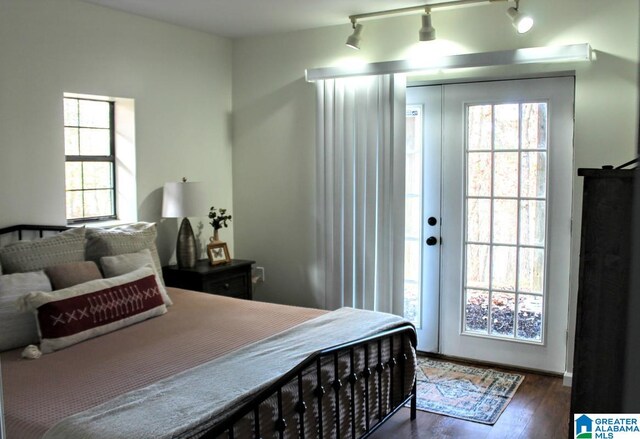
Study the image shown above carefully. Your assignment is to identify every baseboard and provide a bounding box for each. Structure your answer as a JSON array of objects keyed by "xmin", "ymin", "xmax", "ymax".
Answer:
[
  {"xmin": 419, "ymin": 351, "xmax": 564, "ymax": 377},
  {"xmin": 563, "ymin": 372, "xmax": 573, "ymax": 387}
]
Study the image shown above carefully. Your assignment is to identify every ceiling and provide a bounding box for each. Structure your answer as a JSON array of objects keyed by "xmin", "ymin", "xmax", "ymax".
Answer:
[{"xmin": 78, "ymin": 0, "xmax": 434, "ymax": 39}]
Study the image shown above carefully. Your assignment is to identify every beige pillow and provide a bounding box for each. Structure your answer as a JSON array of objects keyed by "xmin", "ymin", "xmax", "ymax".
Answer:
[
  {"xmin": 85, "ymin": 223, "xmax": 163, "ymax": 283},
  {"xmin": 0, "ymin": 271, "xmax": 52, "ymax": 351},
  {"xmin": 19, "ymin": 265, "xmax": 166, "ymax": 354},
  {"xmin": 100, "ymin": 249, "xmax": 172, "ymax": 306},
  {"xmin": 0, "ymin": 227, "xmax": 86, "ymax": 274},
  {"xmin": 45, "ymin": 261, "xmax": 103, "ymax": 290}
]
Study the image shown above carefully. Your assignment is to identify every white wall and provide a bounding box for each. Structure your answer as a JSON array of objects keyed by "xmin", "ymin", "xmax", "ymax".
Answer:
[
  {"xmin": 232, "ymin": 0, "xmax": 639, "ymax": 378},
  {"xmin": 0, "ymin": 0, "xmax": 234, "ymax": 262}
]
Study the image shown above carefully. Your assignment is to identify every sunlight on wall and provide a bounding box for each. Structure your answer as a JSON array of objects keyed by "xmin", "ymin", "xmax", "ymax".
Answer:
[
  {"xmin": 401, "ymin": 39, "xmax": 470, "ymax": 64},
  {"xmin": 328, "ymin": 55, "xmax": 371, "ymax": 70}
]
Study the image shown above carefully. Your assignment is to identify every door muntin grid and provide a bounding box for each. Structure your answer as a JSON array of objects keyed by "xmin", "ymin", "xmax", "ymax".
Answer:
[{"xmin": 462, "ymin": 102, "xmax": 548, "ymax": 343}]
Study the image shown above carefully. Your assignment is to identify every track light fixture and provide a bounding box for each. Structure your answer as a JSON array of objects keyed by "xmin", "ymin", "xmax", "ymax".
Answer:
[
  {"xmin": 346, "ymin": 20, "xmax": 364, "ymax": 50},
  {"xmin": 345, "ymin": 0, "xmax": 532, "ymax": 49},
  {"xmin": 506, "ymin": 0, "xmax": 533, "ymax": 34},
  {"xmin": 419, "ymin": 9, "xmax": 436, "ymax": 42}
]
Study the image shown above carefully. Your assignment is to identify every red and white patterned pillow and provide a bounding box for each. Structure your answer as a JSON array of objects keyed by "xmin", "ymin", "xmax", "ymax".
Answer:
[{"xmin": 19, "ymin": 265, "xmax": 167, "ymax": 354}]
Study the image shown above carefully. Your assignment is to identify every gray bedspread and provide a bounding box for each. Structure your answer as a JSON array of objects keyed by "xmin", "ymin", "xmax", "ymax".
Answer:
[{"xmin": 42, "ymin": 307, "xmax": 410, "ymax": 439}]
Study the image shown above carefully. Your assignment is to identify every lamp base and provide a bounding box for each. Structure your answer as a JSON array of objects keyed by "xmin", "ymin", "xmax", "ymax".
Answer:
[{"xmin": 176, "ymin": 217, "xmax": 197, "ymax": 268}]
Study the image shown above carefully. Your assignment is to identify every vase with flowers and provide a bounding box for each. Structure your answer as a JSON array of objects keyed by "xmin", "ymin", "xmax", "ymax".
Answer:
[{"xmin": 208, "ymin": 206, "xmax": 232, "ymax": 243}]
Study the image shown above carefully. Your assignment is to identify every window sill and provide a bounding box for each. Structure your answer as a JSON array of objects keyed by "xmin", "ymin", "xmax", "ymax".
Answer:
[{"xmin": 67, "ymin": 219, "xmax": 138, "ymax": 229}]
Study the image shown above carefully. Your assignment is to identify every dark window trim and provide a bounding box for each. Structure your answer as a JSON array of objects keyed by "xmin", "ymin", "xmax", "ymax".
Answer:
[{"xmin": 64, "ymin": 98, "xmax": 117, "ymax": 224}]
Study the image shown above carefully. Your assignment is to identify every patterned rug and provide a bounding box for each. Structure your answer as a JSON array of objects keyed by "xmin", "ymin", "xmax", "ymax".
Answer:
[{"xmin": 410, "ymin": 357, "xmax": 524, "ymax": 424}]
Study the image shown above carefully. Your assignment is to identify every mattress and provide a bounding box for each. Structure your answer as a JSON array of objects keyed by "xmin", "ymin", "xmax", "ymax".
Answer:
[{"xmin": 1, "ymin": 288, "xmax": 326, "ymax": 438}]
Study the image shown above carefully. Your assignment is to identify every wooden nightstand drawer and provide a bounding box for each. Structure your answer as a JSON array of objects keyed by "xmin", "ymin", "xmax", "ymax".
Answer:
[
  {"xmin": 163, "ymin": 259, "xmax": 255, "ymax": 300},
  {"xmin": 204, "ymin": 275, "xmax": 248, "ymax": 299}
]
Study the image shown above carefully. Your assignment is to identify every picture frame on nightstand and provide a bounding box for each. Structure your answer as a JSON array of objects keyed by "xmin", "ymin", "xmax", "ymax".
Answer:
[{"xmin": 207, "ymin": 242, "xmax": 230, "ymax": 266}]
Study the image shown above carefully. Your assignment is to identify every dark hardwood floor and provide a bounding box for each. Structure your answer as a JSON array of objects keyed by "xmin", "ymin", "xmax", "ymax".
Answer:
[{"xmin": 370, "ymin": 361, "xmax": 571, "ymax": 439}]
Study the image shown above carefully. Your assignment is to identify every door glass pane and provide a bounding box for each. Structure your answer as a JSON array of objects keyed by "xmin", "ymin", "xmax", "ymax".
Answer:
[
  {"xmin": 468, "ymin": 105, "xmax": 492, "ymax": 151},
  {"xmin": 521, "ymin": 152, "xmax": 547, "ymax": 198},
  {"xmin": 493, "ymin": 199, "xmax": 518, "ymax": 244},
  {"xmin": 517, "ymin": 294, "xmax": 543, "ymax": 341},
  {"xmin": 467, "ymin": 198, "xmax": 491, "ymax": 243},
  {"xmin": 467, "ymin": 152, "xmax": 492, "ymax": 196},
  {"xmin": 492, "ymin": 246, "xmax": 516, "ymax": 291},
  {"xmin": 493, "ymin": 152, "xmax": 519, "ymax": 197},
  {"xmin": 518, "ymin": 247, "xmax": 545, "ymax": 293},
  {"xmin": 491, "ymin": 292, "xmax": 515, "ymax": 337},
  {"xmin": 404, "ymin": 105, "xmax": 422, "ymax": 326},
  {"xmin": 520, "ymin": 200, "xmax": 546, "ymax": 246},
  {"xmin": 494, "ymin": 104, "xmax": 519, "ymax": 150},
  {"xmin": 465, "ymin": 289, "xmax": 489, "ymax": 333},
  {"xmin": 466, "ymin": 244, "xmax": 490, "ymax": 289},
  {"xmin": 464, "ymin": 102, "xmax": 548, "ymax": 343},
  {"xmin": 521, "ymin": 103, "xmax": 547, "ymax": 149}
]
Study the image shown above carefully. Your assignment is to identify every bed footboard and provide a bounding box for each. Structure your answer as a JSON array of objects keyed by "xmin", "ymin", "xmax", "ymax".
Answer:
[{"xmin": 202, "ymin": 324, "xmax": 417, "ymax": 439}]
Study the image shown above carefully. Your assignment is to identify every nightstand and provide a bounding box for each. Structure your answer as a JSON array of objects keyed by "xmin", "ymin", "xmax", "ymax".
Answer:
[{"xmin": 162, "ymin": 259, "xmax": 255, "ymax": 300}]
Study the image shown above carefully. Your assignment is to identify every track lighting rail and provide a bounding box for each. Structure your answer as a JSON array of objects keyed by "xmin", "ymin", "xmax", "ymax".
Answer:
[
  {"xmin": 345, "ymin": 0, "xmax": 531, "ymax": 49},
  {"xmin": 348, "ymin": 0, "xmax": 510, "ymax": 22}
]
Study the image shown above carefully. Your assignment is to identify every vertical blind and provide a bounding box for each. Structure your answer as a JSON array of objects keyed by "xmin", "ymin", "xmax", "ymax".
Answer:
[{"xmin": 315, "ymin": 74, "xmax": 406, "ymax": 315}]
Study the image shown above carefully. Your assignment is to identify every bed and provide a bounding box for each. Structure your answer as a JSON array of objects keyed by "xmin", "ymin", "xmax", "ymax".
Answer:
[{"xmin": 0, "ymin": 223, "xmax": 417, "ymax": 439}]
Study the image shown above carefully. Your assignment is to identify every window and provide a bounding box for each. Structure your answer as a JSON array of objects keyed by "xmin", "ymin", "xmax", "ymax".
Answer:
[
  {"xmin": 404, "ymin": 105, "xmax": 423, "ymax": 326},
  {"xmin": 464, "ymin": 102, "xmax": 548, "ymax": 342},
  {"xmin": 63, "ymin": 97, "xmax": 116, "ymax": 222}
]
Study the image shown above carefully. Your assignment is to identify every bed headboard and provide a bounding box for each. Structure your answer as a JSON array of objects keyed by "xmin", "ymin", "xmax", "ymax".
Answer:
[{"xmin": 0, "ymin": 225, "xmax": 70, "ymax": 247}]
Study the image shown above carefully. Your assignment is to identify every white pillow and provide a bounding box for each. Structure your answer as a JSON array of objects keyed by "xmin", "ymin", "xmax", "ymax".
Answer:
[
  {"xmin": 19, "ymin": 265, "xmax": 167, "ymax": 354},
  {"xmin": 0, "ymin": 271, "xmax": 52, "ymax": 351},
  {"xmin": 100, "ymin": 249, "xmax": 172, "ymax": 306},
  {"xmin": 0, "ymin": 227, "xmax": 86, "ymax": 274},
  {"xmin": 85, "ymin": 223, "xmax": 163, "ymax": 283}
]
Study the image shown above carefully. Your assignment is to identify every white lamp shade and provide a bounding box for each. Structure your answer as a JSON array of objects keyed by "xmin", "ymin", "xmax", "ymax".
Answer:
[{"xmin": 162, "ymin": 181, "xmax": 206, "ymax": 218}]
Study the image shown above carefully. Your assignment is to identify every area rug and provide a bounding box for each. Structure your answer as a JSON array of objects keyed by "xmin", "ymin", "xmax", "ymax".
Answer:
[{"xmin": 409, "ymin": 357, "xmax": 524, "ymax": 424}]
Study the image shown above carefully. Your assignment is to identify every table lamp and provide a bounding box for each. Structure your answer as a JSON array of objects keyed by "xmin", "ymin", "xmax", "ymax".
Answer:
[{"xmin": 162, "ymin": 178, "xmax": 205, "ymax": 268}]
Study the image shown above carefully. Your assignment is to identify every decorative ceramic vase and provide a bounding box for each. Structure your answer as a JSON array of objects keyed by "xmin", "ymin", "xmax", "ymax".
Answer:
[
  {"xmin": 176, "ymin": 218, "xmax": 197, "ymax": 268},
  {"xmin": 211, "ymin": 228, "xmax": 221, "ymax": 243}
]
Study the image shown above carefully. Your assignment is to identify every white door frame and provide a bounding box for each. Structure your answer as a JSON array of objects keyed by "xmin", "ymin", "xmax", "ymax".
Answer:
[
  {"xmin": 439, "ymin": 77, "xmax": 575, "ymax": 373},
  {"xmin": 406, "ymin": 85, "xmax": 442, "ymax": 352}
]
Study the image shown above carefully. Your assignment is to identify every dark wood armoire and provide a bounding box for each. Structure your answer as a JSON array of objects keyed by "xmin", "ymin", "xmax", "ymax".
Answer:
[{"xmin": 570, "ymin": 166, "xmax": 635, "ymax": 430}]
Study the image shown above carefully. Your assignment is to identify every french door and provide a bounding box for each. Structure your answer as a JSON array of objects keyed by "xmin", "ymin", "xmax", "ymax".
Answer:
[{"xmin": 405, "ymin": 77, "xmax": 574, "ymax": 373}]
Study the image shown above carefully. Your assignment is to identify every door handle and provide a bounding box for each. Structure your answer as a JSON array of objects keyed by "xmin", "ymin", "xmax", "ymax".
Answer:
[
  {"xmin": 426, "ymin": 236, "xmax": 438, "ymax": 246},
  {"xmin": 428, "ymin": 217, "xmax": 438, "ymax": 226}
]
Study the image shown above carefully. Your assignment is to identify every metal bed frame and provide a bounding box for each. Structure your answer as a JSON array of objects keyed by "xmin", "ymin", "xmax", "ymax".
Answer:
[{"xmin": 0, "ymin": 224, "xmax": 417, "ymax": 439}]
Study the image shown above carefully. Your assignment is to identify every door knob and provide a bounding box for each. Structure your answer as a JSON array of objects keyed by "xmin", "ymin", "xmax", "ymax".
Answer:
[
  {"xmin": 426, "ymin": 236, "xmax": 438, "ymax": 246},
  {"xmin": 428, "ymin": 217, "xmax": 438, "ymax": 226}
]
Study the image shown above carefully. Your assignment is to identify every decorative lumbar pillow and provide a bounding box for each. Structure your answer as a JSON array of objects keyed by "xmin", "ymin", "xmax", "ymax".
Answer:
[
  {"xmin": 0, "ymin": 271, "xmax": 52, "ymax": 351},
  {"xmin": 45, "ymin": 261, "xmax": 103, "ymax": 290},
  {"xmin": 19, "ymin": 265, "xmax": 167, "ymax": 354},
  {"xmin": 100, "ymin": 249, "xmax": 172, "ymax": 306},
  {"xmin": 0, "ymin": 227, "xmax": 86, "ymax": 274},
  {"xmin": 85, "ymin": 223, "xmax": 164, "ymax": 283}
]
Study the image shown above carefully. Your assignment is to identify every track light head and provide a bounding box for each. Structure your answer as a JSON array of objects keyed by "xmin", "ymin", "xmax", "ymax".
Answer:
[
  {"xmin": 419, "ymin": 12, "xmax": 436, "ymax": 41},
  {"xmin": 506, "ymin": 7, "xmax": 533, "ymax": 34},
  {"xmin": 346, "ymin": 23, "xmax": 364, "ymax": 50}
]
